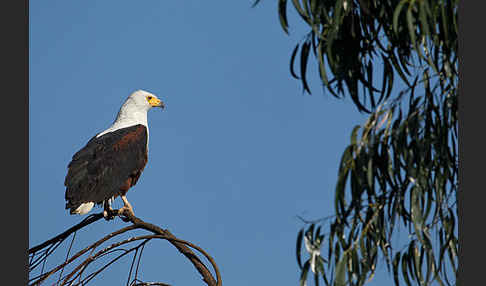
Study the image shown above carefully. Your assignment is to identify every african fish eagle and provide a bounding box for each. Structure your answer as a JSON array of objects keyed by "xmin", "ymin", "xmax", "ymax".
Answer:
[{"xmin": 64, "ymin": 90, "xmax": 164, "ymax": 219}]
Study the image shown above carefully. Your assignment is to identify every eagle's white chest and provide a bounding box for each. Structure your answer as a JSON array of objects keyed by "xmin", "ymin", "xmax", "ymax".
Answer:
[{"xmin": 96, "ymin": 100, "xmax": 150, "ymax": 150}]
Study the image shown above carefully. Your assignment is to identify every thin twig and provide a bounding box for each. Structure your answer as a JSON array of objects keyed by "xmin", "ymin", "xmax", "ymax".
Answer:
[
  {"xmin": 58, "ymin": 230, "xmax": 77, "ymax": 284},
  {"xmin": 31, "ymin": 224, "xmax": 137, "ymax": 285},
  {"xmin": 127, "ymin": 245, "xmax": 140, "ymax": 286},
  {"xmin": 134, "ymin": 241, "xmax": 146, "ymax": 282},
  {"xmin": 69, "ymin": 239, "xmax": 151, "ymax": 286}
]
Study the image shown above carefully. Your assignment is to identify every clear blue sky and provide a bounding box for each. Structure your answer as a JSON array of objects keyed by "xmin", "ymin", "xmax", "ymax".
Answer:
[{"xmin": 28, "ymin": 1, "xmax": 395, "ymax": 285}]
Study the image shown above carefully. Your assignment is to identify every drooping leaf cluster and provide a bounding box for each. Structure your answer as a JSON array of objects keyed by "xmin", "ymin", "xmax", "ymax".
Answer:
[
  {"xmin": 253, "ymin": 0, "xmax": 458, "ymax": 285},
  {"xmin": 296, "ymin": 78, "xmax": 457, "ymax": 286},
  {"xmin": 255, "ymin": 0, "xmax": 457, "ymax": 113}
]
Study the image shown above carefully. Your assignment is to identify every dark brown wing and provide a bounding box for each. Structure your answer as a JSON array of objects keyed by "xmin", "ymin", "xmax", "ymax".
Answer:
[{"xmin": 64, "ymin": 124, "xmax": 148, "ymax": 213}]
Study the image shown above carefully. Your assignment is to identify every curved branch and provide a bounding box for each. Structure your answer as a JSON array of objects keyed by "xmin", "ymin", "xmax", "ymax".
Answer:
[
  {"xmin": 119, "ymin": 209, "xmax": 222, "ymax": 286},
  {"xmin": 29, "ymin": 211, "xmax": 222, "ymax": 286}
]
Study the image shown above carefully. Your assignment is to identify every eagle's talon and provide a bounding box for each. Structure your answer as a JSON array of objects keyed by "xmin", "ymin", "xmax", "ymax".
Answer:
[
  {"xmin": 103, "ymin": 209, "xmax": 117, "ymax": 221},
  {"xmin": 117, "ymin": 205, "xmax": 135, "ymax": 222}
]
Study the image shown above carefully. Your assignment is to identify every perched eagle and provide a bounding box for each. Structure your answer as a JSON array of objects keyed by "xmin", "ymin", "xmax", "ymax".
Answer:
[{"xmin": 64, "ymin": 90, "xmax": 164, "ymax": 219}]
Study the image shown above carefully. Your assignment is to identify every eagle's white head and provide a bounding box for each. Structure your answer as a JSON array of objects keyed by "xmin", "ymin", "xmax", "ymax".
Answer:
[
  {"xmin": 125, "ymin": 90, "xmax": 165, "ymax": 112},
  {"xmin": 96, "ymin": 90, "xmax": 164, "ymax": 138}
]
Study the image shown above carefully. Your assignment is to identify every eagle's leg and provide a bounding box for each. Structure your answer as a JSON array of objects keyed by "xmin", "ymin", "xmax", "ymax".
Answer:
[
  {"xmin": 103, "ymin": 199, "xmax": 116, "ymax": 221},
  {"xmin": 118, "ymin": 195, "xmax": 135, "ymax": 221}
]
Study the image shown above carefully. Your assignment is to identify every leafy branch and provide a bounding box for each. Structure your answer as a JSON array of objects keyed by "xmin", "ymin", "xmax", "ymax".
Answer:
[{"xmin": 252, "ymin": 1, "xmax": 458, "ymax": 285}]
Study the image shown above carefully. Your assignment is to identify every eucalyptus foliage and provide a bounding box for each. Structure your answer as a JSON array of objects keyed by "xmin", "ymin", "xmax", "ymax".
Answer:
[{"xmin": 253, "ymin": 0, "xmax": 458, "ymax": 285}]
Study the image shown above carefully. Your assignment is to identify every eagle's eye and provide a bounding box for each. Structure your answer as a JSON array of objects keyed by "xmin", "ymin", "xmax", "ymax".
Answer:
[{"xmin": 147, "ymin": 96, "xmax": 153, "ymax": 101}]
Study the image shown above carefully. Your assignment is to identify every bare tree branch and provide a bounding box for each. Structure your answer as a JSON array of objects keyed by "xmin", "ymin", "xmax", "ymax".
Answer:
[
  {"xmin": 29, "ymin": 210, "xmax": 222, "ymax": 286},
  {"xmin": 118, "ymin": 209, "xmax": 221, "ymax": 286}
]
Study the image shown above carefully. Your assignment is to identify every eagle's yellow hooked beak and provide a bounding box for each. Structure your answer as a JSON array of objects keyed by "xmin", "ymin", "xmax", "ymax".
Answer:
[{"xmin": 148, "ymin": 97, "xmax": 165, "ymax": 109}]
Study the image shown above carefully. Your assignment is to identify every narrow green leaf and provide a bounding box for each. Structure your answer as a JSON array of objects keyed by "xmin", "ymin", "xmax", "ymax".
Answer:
[
  {"xmin": 301, "ymin": 260, "xmax": 311, "ymax": 286},
  {"xmin": 310, "ymin": 30, "xmax": 318, "ymax": 57},
  {"xmin": 419, "ymin": 246, "xmax": 425, "ymax": 274},
  {"xmin": 297, "ymin": 228, "xmax": 304, "ymax": 269},
  {"xmin": 359, "ymin": 234, "xmax": 367, "ymax": 266},
  {"xmin": 335, "ymin": 146, "xmax": 352, "ymax": 216},
  {"xmin": 325, "ymin": 29, "xmax": 336, "ymax": 71},
  {"xmin": 278, "ymin": 0, "xmax": 290, "ymax": 34},
  {"xmin": 379, "ymin": 59, "xmax": 390, "ymax": 107},
  {"xmin": 328, "ymin": 225, "xmax": 335, "ymax": 266},
  {"xmin": 418, "ymin": 0, "xmax": 430, "ymax": 37},
  {"xmin": 424, "ymin": 48, "xmax": 439, "ymax": 77},
  {"xmin": 351, "ymin": 248, "xmax": 360, "ymax": 281},
  {"xmin": 392, "ymin": 252, "xmax": 401, "ymax": 286},
  {"xmin": 440, "ymin": 2, "xmax": 449, "ymax": 45},
  {"xmin": 334, "ymin": 254, "xmax": 347, "ymax": 286},
  {"xmin": 310, "ymin": 0, "xmax": 318, "ymax": 16},
  {"xmin": 290, "ymin": 44, "xmax": 301, "ymax": 79},
  {"xmin": 367, "ymin": 61, "xmax": 376, "ymax": 108},
  {"xmin": 315, "ymin": 225, "xmax": 322, "ymax": 241},
  {"xmin": 292, "ymin": 0, "xmax": 311, "ymax": 24},
  {"xmin": 411, "ymin": 187, "xmax": 424, "ymax": 245},
  {"xmin": 406, "ymin": 6, "xmax": 422, "ymax": 59},
  {"xmin": 407, "ymin": 242, "xmax": 417, "ymax": 283},
  {"xmin": 300, "ymin": 41, "xmax": 312, "ymax": 94},
  {"xmin": 424, "ymin": 247, "xmax": 433, "ymax": 285},
  {"xmin": 333, "ymin": 0, "xmax": 344, "ymax": 25},
  {"xmin": 446, "ymin": 209, "xmax": 458, "ymax": 263},
  {"xmin": 438, "ymin": 229, "xmax": 447, "ymax": 270},
  {"xmin": 334, "ymin": 241, "xmax": 341, "ymax": 265},
  {"xmin": 397, "ymin": 52, "xmax": 412, "ymax": 79},
  {"xmin": 447, "ymin": 238, "xmax": 458, "ymax": 268},
  {"xmin": 393, "ymin": 0, "xmax": 408, "ymax": 35},
  {"xmin": 383, "ymin": 58, "xmax": 394, "ymax": 102},
  {"xmin": 368, "ymin": 241, "xmax": 378, "ymax": 271},
  {"xmin": 367, "ymin": 157, "xmax": 373, "ymax": 190},
  {"xmin": 422, "ymin": 188, "xmax": 432, "ymax": 225},
  {"xmin": 412, "ymin": 244, "xmax": 424, "ymax": 285},
  {"xmin": 401, "ymin": 253, "xmax": 412, "ymax": 286},
  {"xmin": 421, "ymin": 0, "xmax": 433, "ymax": 20},
  {"xmin": 350, "ymin": 170, "xmax": 362, "ymax": 207},
  {"xmin": 307, "ymin": 224, "xmax": 315, "ymax": 242},
  {"xmin": 351, "ymin": 125, "xmax": 361, "ymax": 146},
  {"xmin": 318, "ymin": 256, "xmax": 330, "ymax": 286},
  {"xmin": 302, "ymin": 0, "xmax": 311, "ymax": 19},
  {"xmin": 317, "ymin": 41, "xmax": 329, "ymax": 86},
  {"xmin": 388, "ymin": 52, "xmax": 411, "ymax": 87},
  {"xmin": 348, "ymin": 79, "xmax": 370, "ymax": 113}
]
